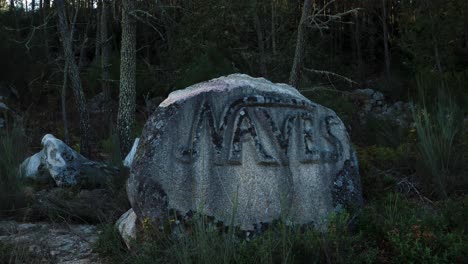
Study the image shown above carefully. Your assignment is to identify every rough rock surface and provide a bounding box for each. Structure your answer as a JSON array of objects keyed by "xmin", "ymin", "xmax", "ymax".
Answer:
[
  {"xmin": 128, "ymin": 74, "xmax": 363, "ymax": 230},
  {"xmin": 116, "ymin": 209, "xmax": 137, "ymax": 248},
  {"xmin": 352, "ymin": 88, "xmax": 412, "ymax": 127},
  {"xmin": 20, "ymin": 134, "xmax": 119, "ymax": 187},
  {"xmin": 123, "ymin": 138, "xmax": 140, "ymax": 168},
  {"xmin": 0, "ymin": 221, "xmax": 101, "ymax": 264}
]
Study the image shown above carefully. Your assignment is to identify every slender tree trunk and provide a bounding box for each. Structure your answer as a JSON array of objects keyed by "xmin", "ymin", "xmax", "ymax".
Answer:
[
  {"xmin": 101, "ymin": 0, "xmax": 111, "ymax": 101},
  {"xmin": 95, "ymin": 0, "xmax": 101, "ymax": 59},
  {"xmin": 289, "ymin": 0, "xmax": 312, "ymax": 88},
  {"xmin": 354, "ymin": 12, "xmax": 363, "ymax": 80},
  {"xmin": 32, "ymin": 0, "xmax": 35, "ymax": 11},
  {"xmin": 118, "ymin": 0, "xmax": 137, "ymax": 155},
  {"xmin": 57, "ymin": 0, "xmax": 91, "ymax": 157},
  {"xmin": 382, "ymin": 0, "xmax": 391, "ymax": 78},
  {"xmin": 42, "ymin": 0, "xmax": 50, "ymax": 60},
  {"xmin": 433, "ymin": 42, "xmax": 442, "ymax": 73},
  {"xmin": 253, "ymin": 0, "xmax": 267, "ymax": 77},
  {"xmin": 464, "ymin": 10, "xmax": 468, "ymax": 48},
  {"xmin": 62, "ymin": 62, "xmax": 70, "ymax": 145},
  {"xmin": 9, "ymin": 0, "xmax": 13, "ymax": 10},
  {"xmin": 271, "ymin": 0, "xmax": 277, "ymax": 55}
]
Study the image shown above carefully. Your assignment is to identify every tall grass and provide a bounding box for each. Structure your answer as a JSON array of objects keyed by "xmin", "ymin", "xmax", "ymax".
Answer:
[
  {"xmin": 0, "ymin": 124, "xmax": 28, "ymax": 215},
  {"xmin": 412, "ymin": 74, "xmax": 465, "ymax": 197}
]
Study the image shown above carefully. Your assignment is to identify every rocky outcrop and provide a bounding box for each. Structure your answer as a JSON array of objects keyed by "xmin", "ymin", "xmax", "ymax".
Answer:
[
  {"xmin": 20, "ymin": 134, "xmax": 119, "ymax": 188},
  {"xmin": 352, "ymin": 88, "xmax": 412, "ymax": 127},
  {"xmin": 0, "ymin": 221, "xmax": 102, "ymax": 264},
  {"xmin": 128, "ymin": 74, "xmax": 363, "ymax": 231}
]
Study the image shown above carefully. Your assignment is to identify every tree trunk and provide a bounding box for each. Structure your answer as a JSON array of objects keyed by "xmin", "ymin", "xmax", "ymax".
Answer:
[
  {"xmin": 61, "ymin": 62, "xmax": 70, "ymax": 145},
  {"xmin": 57, "ymin": 0, "xmax": 91, "ymax": 157},
  {"xmin": 353, "ymin": 12, "xmax": 363, "ymax": 80},
  {"xmin": 41, "ymin": 0, "xmax": 50, "ymax": 60},
  {"xmin": 101, "ymin": 0, "xmax": 111, "ymax": 101},
  {"xmin": 382, "ymin": 0, "xmax": 391, "ymax": 78},
  {"xmin": 271, "ymin": 0, "xmax": 277, "ymax": 55},
  {"xmin": 289, "ymin": 0, "xmax": 311, "ymax": 88},
  {"xmin": 32, "ymin": 0, "xmax": 35, "ymax": 11},
  {"xmin": 253, "ymin": 0, "xmax": 267, "ymax": 77},
  {"xmin": 117, "ymin": 0, "xmax": 137, "ymax": 156},
  {"xmin": 95, "ymin": 0, "xmax": 101, "ymax": 59}
]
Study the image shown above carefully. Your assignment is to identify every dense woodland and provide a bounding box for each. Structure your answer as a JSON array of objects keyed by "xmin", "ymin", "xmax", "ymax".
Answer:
[{"xmin": 0, "ymin": 0, "xmax": 467, "ymax": 263}]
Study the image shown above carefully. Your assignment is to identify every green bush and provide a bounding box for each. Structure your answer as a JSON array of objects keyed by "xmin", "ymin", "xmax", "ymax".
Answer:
[
  {"xmin": 358, "ymin": 193, "xmax": 466, "ymax": 263},
  {"xmin": 412, "ymin": 81, "xmax": 465, "ymax": 197}
]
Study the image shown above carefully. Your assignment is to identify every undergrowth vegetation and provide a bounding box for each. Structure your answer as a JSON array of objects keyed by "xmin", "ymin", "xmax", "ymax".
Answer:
[
  {"xmin": 93, "ymin": 71, "xmax": 467, "ymax": 263},
  {"xmin": 0, "ymin": 123, "xmax": 29, "ymax": 216},
  {"xmin": 95, "ymin": 193, "xmax": 466, "ymax": 264}
]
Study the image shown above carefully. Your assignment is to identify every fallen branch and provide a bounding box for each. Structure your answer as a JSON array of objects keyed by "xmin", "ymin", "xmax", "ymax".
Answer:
[{"xmin": 303, "ymin": 68, "xmax": 357, "ymax": 85}]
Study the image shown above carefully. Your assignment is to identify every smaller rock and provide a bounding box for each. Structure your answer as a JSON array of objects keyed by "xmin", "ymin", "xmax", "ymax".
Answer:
[
  {"xmin": 20, "ymin": 134, "xmax": 119, "ymax": 188},
  {"xmin": 116, "ymin": 209, "xmax": 137, "ymax": 249},
  {"xmin": 20, "ymin": 150, "xmax": 51, "ymax": 183},
  {"xmin": 372, "ymin": 91, "xmax": 384, "ymax": 101},
  {"xmin": 0, "ymin": 102, "xmax": 9, "ymax": 111},
  {"xmin": 123, "ymin": 138, "xmax": 139, "ymax": 168}
]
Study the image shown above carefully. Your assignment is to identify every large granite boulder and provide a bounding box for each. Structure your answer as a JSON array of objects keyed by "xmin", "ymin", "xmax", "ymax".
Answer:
[
  {"xmin": 20, "ymin": 134, "xmax": 119, "ymax": 187},
  {"xmin": 128, "ymin": 74, "xmax": 362, "ymax": 230}
]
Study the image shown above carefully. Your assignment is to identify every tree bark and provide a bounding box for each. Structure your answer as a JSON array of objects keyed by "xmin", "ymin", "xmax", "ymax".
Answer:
[
  {"xmin": 382, "ymin": 0, "xmax": 391, "ymax": 78},
  {"xmin": 101, "ymin": 0, "xmax": 111, "ymax": 101},
  {"xmin": 253, "ymin": 0, "xmax": 267, "ymax": 77},
  {"xmin": 61, "ymin": 62, "xmax": 70, "ymax": 145},
  {"xmin": 271, "ymin": 0, "xmax": 277, "ymax": 55},
  {"xmin": 95, "ymin": 0, "xmax": 102, "ymax": 59},
  {"xmin": 117, "ymin": 0, "xmax": 137, "ymax": 156},
  {"xmin": 353, "ymin": 12, "xmax": 363, "ymax": 80},
  {"xmin": 41, "ymin": 0, "xmax": 50, "ymax": 60},
  {"xmin": 57, "ymin": 0, "xmax": 91, "ymax": 157},
  {"xmin": 289, "ymin": 0, "xmax": 311, "ymax": 88}
]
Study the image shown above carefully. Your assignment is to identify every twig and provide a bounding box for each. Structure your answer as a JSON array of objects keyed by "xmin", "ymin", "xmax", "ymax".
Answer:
[{"xmin": 303, "ymin": 68, "xmax": 357, "ymax": 85}]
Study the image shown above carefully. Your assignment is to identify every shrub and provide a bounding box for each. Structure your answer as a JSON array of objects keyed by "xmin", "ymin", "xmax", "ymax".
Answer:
[
  {"xmin": 0, "ymin": 241, "xmax": 39, "ymax": 264},
  {"xmin": 0, "ymin": 124, "xmax": 29, "ymax": 215},
  {"xmin": 411, "ymin": 80, "xmax": 465, "ymax": 197}
]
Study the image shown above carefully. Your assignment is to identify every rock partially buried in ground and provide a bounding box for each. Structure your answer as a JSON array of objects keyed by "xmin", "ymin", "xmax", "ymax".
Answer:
[
  {"xmin": 116, "ymin": 209, "xmax": 137, "ymax": 248},
  {"xmin": 128, "ymin": 74, "xmax": 363, "ymax": 231},
  {"xmin": 20, "ymin": 134, "xmax": 119, "ymax": 187}
]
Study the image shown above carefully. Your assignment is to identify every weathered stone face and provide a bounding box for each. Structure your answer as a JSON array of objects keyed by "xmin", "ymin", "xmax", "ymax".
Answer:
[
  {"xmin": 128, "ymin": 74, "xmax": 362, "ymax": 230},
  {"xmin": 20, "ymin": 134, "xmax": 119, "ymax": 188}
]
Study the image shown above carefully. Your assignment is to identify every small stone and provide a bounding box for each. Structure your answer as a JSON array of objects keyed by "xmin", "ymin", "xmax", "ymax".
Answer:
[
  {"xmin": 116, "ymin": 209, "xmax": 137, "ymax": 249},
  {"xmin": 20, "ymin": 134, "xmax": 119, "ymax": 188}
]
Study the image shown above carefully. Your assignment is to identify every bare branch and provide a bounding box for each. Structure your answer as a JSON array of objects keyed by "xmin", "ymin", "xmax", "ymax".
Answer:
[
  {"xmin": 303, "ymin": 68, "xmax": 357, "ymax": 85},
  {"xmin": 129, "ymin": 9, "xmax": 165, "ymax": 40}
]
